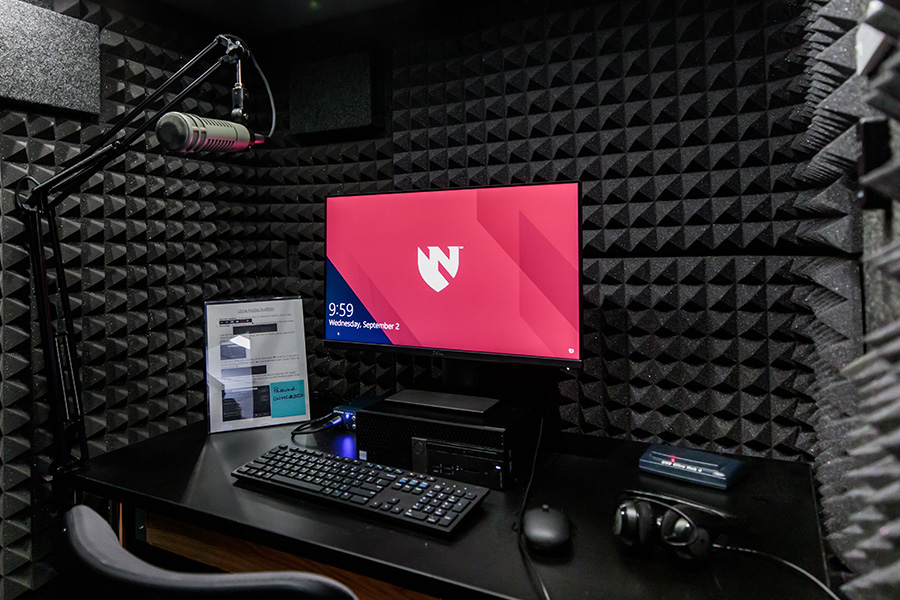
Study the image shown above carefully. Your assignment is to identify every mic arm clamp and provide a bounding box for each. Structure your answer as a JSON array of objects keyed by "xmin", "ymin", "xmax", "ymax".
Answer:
[
  {"xmin": 216, "ymin": 34, "xmax": 250, "ymax": 62},
  {"xmin": 14, "ymin": 35, "xmax": 250, "ymax": 484}
]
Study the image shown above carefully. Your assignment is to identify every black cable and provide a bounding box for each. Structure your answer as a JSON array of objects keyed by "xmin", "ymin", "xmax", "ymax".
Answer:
[
  {"xmin": 290, "ymin": 414, "xmax": 342, "ymax": 439},
  {"xmin": 291, "ymin": 413, "xmax": 340, "ymax": 432},
  {"xmin": 220, "ymin": 34, "xmax": 276, "ymax": 137},
  {"xmin": 713, "ymin": 544, "xmax": 842, "ymax": 600},
  {"xmin": 516, "ymin": 416, "xmax": 552, "ymax": 600},
  {"xmin": 249, "ymin": 51, "xmax": 277, "ymax": 137}
]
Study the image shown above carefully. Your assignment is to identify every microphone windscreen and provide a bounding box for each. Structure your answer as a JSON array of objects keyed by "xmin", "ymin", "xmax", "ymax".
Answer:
[{"xmin": 156, "ymin": 112, "xmax": 192, "ymax": 151}]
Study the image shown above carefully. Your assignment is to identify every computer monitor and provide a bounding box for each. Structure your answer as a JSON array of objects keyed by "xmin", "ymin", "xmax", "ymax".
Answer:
[{"xmin": 324, "ymin": 183, "xmax": 582, "ymax": 381}]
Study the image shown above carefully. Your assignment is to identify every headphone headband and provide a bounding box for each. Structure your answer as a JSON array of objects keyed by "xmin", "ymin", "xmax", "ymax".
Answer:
[
  {"xmin": 620, "ymin": 489, "xmax": 734, "ymax": 520},
  {"xmin": 615, "ymin": 490, "xmax": 728, "ymax": 559}
]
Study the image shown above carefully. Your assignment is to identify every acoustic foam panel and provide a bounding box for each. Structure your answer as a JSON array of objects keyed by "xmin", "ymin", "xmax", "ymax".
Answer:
[
  {"xmin": 0, "ymin": 0, "xmax": 100, "ymax": 114},
  {"xmin": 793, "ymin": 0, "xmax": 871, "ymax": 185},
  {"xmin": 290, "ymin": 52, "xmax": 374, "ymax": 135},
  {"xmin": 835, "ymin": 247, "xmax": 900, "ymax": 600},
  {"xmin": 569, "ymin": 255, "xmax": 862, "ymax": 459},
  {"xmin": 823, "ymin": 3, "xmax": 900, "ymax": 597},
  {"xmin": 392, "ymin": 0, "xmax": 861, "ymax": 256}
]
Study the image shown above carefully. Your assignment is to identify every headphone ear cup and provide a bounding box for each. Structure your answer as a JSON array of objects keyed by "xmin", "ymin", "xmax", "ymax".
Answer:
[
  {"xmin": 660, "ymin": 507, "xmax": 711, "ymax": 560},
  {"xmin": 679, "ymin": 527, "xmax": 711, "ymax": 560},
  {"xmin": 633, "ymin": 500, "xmax": 655, "ymax": 548},
  {"xmin": 613, "ymin": 500, "xmax": 655, "ymax": 549}
]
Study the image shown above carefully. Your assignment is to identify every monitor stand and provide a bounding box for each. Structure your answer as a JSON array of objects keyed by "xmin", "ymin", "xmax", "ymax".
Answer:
[{"xmin": 385, "ymin": 389, "xmax": 499, "ymax": 414}]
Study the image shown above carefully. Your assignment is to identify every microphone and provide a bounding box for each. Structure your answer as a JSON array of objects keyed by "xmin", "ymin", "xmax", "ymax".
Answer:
[{"xmin": 155, "ymin": 112, "xmax": 264, "ymax": 153}]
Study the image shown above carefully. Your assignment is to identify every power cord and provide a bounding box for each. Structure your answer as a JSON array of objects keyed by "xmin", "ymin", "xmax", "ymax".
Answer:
[
  {"xmin": 713, "ymin": 544, "xmax": 842, "ymax": 600},
  {"xmin": 516, "ymin": 416, "xmax": 553, "ymax": 600}
]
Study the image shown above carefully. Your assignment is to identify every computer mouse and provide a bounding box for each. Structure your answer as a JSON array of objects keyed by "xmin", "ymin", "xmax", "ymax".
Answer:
[{"xmin": 522, "ymin": 505, "xmax": 571, "ymax": 553}]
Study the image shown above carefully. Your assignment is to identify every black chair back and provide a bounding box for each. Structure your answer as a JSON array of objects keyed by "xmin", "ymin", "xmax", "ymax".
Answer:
[{"xmin": 64, "ymin": 505, "xmax": 358, "ymax": 600}]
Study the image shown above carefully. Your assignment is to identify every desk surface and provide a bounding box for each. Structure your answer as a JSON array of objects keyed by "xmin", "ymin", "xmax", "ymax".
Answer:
[{"xmin": 68, "ymin": 422, "xmax": 828, "ymax": 600}]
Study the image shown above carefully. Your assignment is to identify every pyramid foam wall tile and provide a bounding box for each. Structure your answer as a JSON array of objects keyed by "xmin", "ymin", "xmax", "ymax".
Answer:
[
  {"xmin": 568, "ymin": 255, "xmax": 862, "ymax": 459},
  {"xmin": 821, "ymin": 0, "xmax": 900, "ymax": 594},
  {"xmin": 392, "ymin": 0, "xmax": 862, "ymax": 256}
]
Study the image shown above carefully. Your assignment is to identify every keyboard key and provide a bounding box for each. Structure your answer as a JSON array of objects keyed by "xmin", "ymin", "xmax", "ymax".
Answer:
[
  {"xmin": 452, "ymin": 499, "xmax": 471, "ymax": 512},
  {"xmin": 270, "ymin": 475, "xmax": 323, "ymax": 494}
]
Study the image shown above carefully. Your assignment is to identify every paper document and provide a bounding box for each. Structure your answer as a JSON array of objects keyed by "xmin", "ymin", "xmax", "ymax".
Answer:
[{"xmin": 205, "ymin": 297, "xmax": 310, "ymax": 432}]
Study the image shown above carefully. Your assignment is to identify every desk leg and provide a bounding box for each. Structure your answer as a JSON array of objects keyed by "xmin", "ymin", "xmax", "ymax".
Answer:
[{"xmin": 142, "ymin": 512, "xmax": 439, "ymax": 600}]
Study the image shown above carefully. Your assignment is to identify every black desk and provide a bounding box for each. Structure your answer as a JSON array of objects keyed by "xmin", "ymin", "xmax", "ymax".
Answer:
[{"xmin": 67, "ymin": 422, "xmax": 829, "ymax": 600}]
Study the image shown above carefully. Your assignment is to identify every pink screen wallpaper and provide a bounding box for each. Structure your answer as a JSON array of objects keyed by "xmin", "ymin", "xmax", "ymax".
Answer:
[{"xmin": 326, "ymin": 183, "xmax": 580, "ymax": 361}]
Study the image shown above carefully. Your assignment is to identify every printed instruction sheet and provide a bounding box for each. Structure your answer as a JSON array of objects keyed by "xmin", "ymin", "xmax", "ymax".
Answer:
[{"xmin": 205, "ymin": 297, "xmax": 310, "ymax": 432}]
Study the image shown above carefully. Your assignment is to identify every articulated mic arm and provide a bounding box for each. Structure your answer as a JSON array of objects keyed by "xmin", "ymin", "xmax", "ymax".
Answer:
[{"xmin": 16, "ymin": 34, "xmax": 250, "ymax": 478}]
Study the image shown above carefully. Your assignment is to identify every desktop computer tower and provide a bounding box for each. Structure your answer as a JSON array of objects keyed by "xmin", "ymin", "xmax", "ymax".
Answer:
[{"xmin": 355, "ymin": 396, "xmax": 537, "ymax": 490}]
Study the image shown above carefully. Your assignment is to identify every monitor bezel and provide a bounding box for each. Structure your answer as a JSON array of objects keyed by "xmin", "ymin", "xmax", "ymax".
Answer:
[{"xmin": 323, "ymin": 181, "xmax": 583, "ymax": 369}]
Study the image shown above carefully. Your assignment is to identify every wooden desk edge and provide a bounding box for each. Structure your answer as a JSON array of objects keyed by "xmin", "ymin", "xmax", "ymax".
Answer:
[{"xmin": 143, "ymin": 511, "xmax": 439, "ymax": 600}]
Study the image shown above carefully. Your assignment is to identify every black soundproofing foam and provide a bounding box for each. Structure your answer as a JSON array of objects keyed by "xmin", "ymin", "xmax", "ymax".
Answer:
[
  {"xmin": 290, "ymin": 52, "xmax": 374, "ymax": 134},
  {"xmin": 835, "ymin": 255, "xmax": 900, "ymax": 599},
  {"xmin": 392, "ymin": 1, "xmax": 860, "ymax": 255},
  {"xmin": 573, "ymin": 255, "xmax": 861, "ymax": 457},
  {"xmin": 823, "ymin": 2, "xmax": 900, "ymax": 597},
  {"xmin": 793, "ymin": 0, "xmax": 870, "ymax": 185},
  {"xmin": 0, "ymin": 0, "xmax": 100, "ymax": 114}
]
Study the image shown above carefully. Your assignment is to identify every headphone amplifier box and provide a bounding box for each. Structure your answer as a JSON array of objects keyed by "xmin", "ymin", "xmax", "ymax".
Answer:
[{"xmin": 355, "ymin": 396, "xmax": 537, "ymax": 490}]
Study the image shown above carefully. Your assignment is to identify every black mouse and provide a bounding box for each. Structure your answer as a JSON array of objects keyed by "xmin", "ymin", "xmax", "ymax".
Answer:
[{"xmin": 522, "ymin": 504, "xmax": 571, "ymax": 552}]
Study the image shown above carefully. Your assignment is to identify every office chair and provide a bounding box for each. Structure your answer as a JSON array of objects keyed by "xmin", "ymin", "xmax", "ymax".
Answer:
[{"xmin": 64, "ymin": 505, "xmax": 358, "ymax": 600}]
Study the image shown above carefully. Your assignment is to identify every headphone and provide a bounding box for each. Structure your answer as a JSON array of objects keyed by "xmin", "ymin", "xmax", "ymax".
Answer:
[{"xmin": 613, "ymin": 490, "xmax": 733, "ymax": 560}]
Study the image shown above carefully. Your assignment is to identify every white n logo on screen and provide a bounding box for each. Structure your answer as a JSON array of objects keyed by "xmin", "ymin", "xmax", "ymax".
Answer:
[{"xmin": 417, "ymin": 246, "xmax": 462, "ymax": 292}]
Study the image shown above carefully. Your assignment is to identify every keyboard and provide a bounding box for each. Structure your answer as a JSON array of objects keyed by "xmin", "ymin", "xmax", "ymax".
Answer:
[{"xmin": 232, "ymin": 444, "xmax": 490, "ymax": 535}]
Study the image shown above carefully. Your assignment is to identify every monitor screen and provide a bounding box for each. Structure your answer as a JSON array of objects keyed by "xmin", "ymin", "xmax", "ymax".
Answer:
[{"xmin": 325, "ymin": 183, "xmax": 581, "ymax": 366}]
